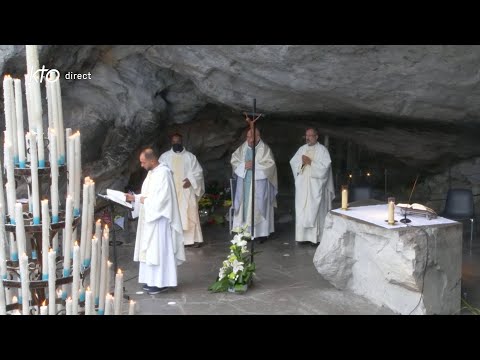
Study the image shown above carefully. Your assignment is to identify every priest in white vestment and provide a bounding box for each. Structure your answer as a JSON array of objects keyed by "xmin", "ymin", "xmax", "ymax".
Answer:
[
  {"xmin": 126, "ymin": 147, "xmax": 185, "ymax": 295},
  {"xmin": 290, "ymin": 128, "xmax": 335, "ymax": 245},
  {"xmin": 231, "ymin": 128, "xmax": 278, "ymax": 239},
  {"xmin": 160, "ymin": 133, "xmax": 205, "ymax": 247}
]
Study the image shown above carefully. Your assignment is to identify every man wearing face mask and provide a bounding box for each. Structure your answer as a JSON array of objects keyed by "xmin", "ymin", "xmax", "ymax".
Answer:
[
  {"xmin": 160, "ymin": 133, "xmax": 205, "ymax": 247},
  {"xmin": 231, "ymin": 126, "xmax": 278, "ymax": 241}
]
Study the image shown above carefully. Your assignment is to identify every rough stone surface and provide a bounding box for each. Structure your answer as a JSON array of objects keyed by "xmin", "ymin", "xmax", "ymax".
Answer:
[
  {"xmin": 313, "ymin": 212, "xmax": 463, "ymax": 314},
  {"xmin": 1, "ymin": 45, "xmax": 480, "ymax": 198}
]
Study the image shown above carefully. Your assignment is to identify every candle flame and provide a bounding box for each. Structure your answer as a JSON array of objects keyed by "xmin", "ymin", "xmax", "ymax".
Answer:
[
  {"xmin": 367, "ymin": 172, "xmax": 371, "ymax": 177},
  {"xmin": 42, "ymin": 300, "xmax": 46, "ymax": 306},
  {"xmin": 74, "ymin": 241, "xmax": 79, "ymax": 247},
  {"xmin": 4, "ymin": 74, "xmax": 11, "ymax": 79},
  {"xmin": 349, "ymin": 174, "xmax": 353, "ymax": 178},
  {"xmin": 86, "ymin": 286, "xmax": 91, "ymax": 291},
  {"xmin": 130, "ymin": 300, "xmax": 135, "ymax": 304},
  {"xmin": 117, "ymin": 268, "xmax": 122, "ymax": 275},
  {"xmin": 48, "ymin": 247, "xmax": 53, "ymax": 253},
  {"xmin": 107, "ymin": 261, "xmax": 112, "ymax": 266},
  {"xmin": 12, "ymin": 295, "xmax": 18, "ymax": 302},
  {"xmin": 96, "ymin": 219, "xmax": 101, "ymax": 224}
]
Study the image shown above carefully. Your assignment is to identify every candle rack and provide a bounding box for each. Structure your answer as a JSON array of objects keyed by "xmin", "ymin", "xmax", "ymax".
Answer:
[{"xmin": 0, "ymin": 156, "xmax": 91, "ymax": 314}]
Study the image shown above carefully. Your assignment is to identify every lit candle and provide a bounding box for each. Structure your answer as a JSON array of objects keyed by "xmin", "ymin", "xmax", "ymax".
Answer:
[
  {"xmin": 65, "ymin": 297, "xmax": 72, "ymax": 315},
  {"xmin": 19, "ymin": 253, "xmax": 29, "ymax": 315},
  {"xmin": 40, "ymin": 300, "xmax": 47, "ymax": 315},
  {"xmin": 90, "ymin": 236, "xmax": 98, "ymax": 308},
  {"xmin": 48, "ymin": 248, "xmax": 56, "ymax": 315},
  {"xmin": 28, "ymin": 48, "xmax": 45, "ymax": 168},
  {"xmin": 71, "ymin": 242, "xmax": 80, "ymax": 316},
  {"xmin": 80, "ymin": 181, "xmax": 89, "ymax": 267},
  {"xmin": 13, "ymin": 79, "xmax": 25, "ymax": 168},
  {"xmin": 341, "ymin": 186, "xmax": 348, "ymax": 210},
  {"xmin": 56, "ymin": 80, "xmax": 65, "ymax": 165},
  {"xmin": 104, "ymin": 293, "xmax": 113, "ymax": 315},
  {"xmin": 85, "ymin": 180, "xmax": 95, "ymax": 265},
  {"xmin": 98, "ymin": 232, "xmax": 109, "ymax": 315},
  {"xmin": 85, "ymin": 287, "xmax": 93, "ymax": 315},
  {"xmin": 388, "ymin": 199, "xmax": 395, "ymax": 225},
  {"xmin": 49, "ymin": 129, "xmax": 59, "ymax": 224},
  {"xmin": 27, "ymin": 132, "xmax": 40, "ymax": 224},
  {"xmin": 41, "ymin": 199, "xmax": 49, "ymax": 280},
  {"xmin": 114, "ymin": 269, "xmax": 123, "ymax": 315},
  {"xmin": 128, "ymin": 300, "xmax": 136, "ymax": 315},
  {"xmin": 74, "ymin": 132, "xmax": 81, "ymax": 217}
]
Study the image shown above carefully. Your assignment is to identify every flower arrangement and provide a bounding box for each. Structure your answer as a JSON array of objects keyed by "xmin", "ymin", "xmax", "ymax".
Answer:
[{"xmin": 208, "ymin": 226, "xmax": 256, "ymax": 293}]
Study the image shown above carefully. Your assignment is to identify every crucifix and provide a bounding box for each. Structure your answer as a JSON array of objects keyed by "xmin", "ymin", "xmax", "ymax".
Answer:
[{"xmin": 243, "ymin": 98, "xmax": 263, "ymax": 263}]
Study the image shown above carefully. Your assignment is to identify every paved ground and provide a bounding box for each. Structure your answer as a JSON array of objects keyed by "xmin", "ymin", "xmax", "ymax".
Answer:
[{"xmin": 109, "ymin": 197, "xmax": 479, "ymax": 315}]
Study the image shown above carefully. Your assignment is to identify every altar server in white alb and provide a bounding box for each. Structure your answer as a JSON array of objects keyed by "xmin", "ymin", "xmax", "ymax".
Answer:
[
  {"xmin": 160, "ymin": 133, "xmax": 205, "ymax": 247},
  {"xmin": 126, "ymin": 147, "xmax": 185, "ymax": 295},
  {"xmin": 290, "ymin": 128, "xmax": 335, "ymax": 245},
  {"xmin": 231, "ymin": 127, "xmax": 278, "ymax": 239}
]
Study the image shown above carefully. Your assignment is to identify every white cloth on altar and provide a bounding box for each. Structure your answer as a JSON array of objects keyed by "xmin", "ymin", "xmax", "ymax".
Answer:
[
  {"xmin": 332, "ymin": 204, "xmax": 457, "ymax": 229},
  {"xmin": 290, "ymin": 142, "xmax": 335, "ymax": 244},
  {"xmin": 132, "ymin": 163, "xmax": 185, "ymax": 287},
  {"xmin": 160, "ymin": 148, "xmax": 205, "ymax": 245},
  {"xmin": 231, "ymin": 140, "xmax": 278, "ymax": 238}
]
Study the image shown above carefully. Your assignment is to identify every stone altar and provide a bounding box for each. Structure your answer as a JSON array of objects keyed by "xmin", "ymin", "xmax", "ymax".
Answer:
[{"xmin": 313, "ymin": 203, "xmax": 462, "ymax": 315}]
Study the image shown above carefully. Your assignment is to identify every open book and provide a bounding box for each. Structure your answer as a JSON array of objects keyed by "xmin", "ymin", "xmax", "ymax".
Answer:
[
  {"xmin": 396, "ymin": 203, "xmax": 437, "ymax": 218},
  {"xmin": 99, "ymin": 189, "xmax": 133, "ymax": 209}
]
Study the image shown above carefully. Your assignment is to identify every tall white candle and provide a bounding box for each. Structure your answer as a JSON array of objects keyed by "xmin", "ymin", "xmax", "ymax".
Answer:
[
  {"xmin": 14, "ymin": 79, "xmax": 26, "ymax": 168},
  {"xmin": 62, "ymin": 195, "xmax": 73, "ymax": 282},
  {"xmin": 90, "ymin": 236, "xmax": 98, "ymax": 309},
  {"xmin": 0, "ymin": 275, "xmax": 5, "ymax": 315},
  {"xmin": 341, "ymin": 187, "xmax": 348, "ymax": 210},
  {"xmin": 106, "ymin": 260, "xmax": 112, "ymax": 296},
  {"xmin": 98, "ymin": 232, "xmax": 108, "ymax": 315},
  {"xmin": 113, "ymin": 269, "xmax": 123, "ymax": 315},
  {"xmin": 65, "ymin": 128, "xmax": 72, "ymax": 168},
  {"xmin": 9, "ymin": 79, "xmax": 18, "ymax": 166},
  {"xmin": 0, "ymin": 155, "xmax": 5, "ymax": 216},
  {"xmin": 71, "ymin": 242, "xmax": 80, "ymax": 316},
  {"xmin": 49, "ymin": 129, "xmax": 59, "ymax": 224},
  {"xmin": 4, "ymin": 144, "xmax": 16, "ymax": 219},
  {"xmin": 0, "ymin": 203, "xmax": 6, "ymax": 315},
  {"xmin": 24, "ymin": 74, "xmax": 34, "ymax": 135},
  {"xmin": 388, "ymin": 200, "xmax": 395, "ymax": 225},
  {"xmin": 41, "ymin": 199, "xmax": 49, "ymax": 279},
  {"xmin": 85, "ymin": 287, "xmax": 93, "ymax": 315},
  {"xmin": 27, "ymin": 132, "xmax": 40, "ymax": 224},
  {"xmin": 80, "ymin": 181, "xmax": 89, "ymax": 267},
  {"xmin": 3, "ymin": 76, "xmax": 14, "ymax": 153},
  {"xmin": 48, "ymin": 248, "xmax": 56, "ymax": 315},
  {"xmin": 26, "ymin": 45, "xmax": 40, "ymax": 75},
  {"xmin": 65, "ymin": 297, "xmax": 73, "ymax": 315},
  {"xmin": 85, "ymin": 180, "xmax": 95, "ymax": 265},
  {"xmin": 14, "ymin": 203, "xmax": 27, "ymax": 259},
  {"xmin": 67, "ymin": 134, "xmax": 75, "ymax": 199},
  {"xmin": 74, "ymin": 133, "xmax": 81, "ymax": 216},
  {"xmin": 104, "ymin": 293, "xmax": 113, "ymax": 315},
  {"xmin": 0, "ymin": 204, "xmax": 7, "ymax": 279},
  {"xmin": 128, "ymin": 300, "xmax": 136, "ymax": 315},
  {"xmin": 19, "ymin": 253, "xmax": 30, "ymax": 315},
  {"xmin": 56, "ymin": 81, "xmax": 65, "ymax": 165},
  {"xmin": 29, "ymin": 55, "xmax": 45, "ymax": 168}
]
